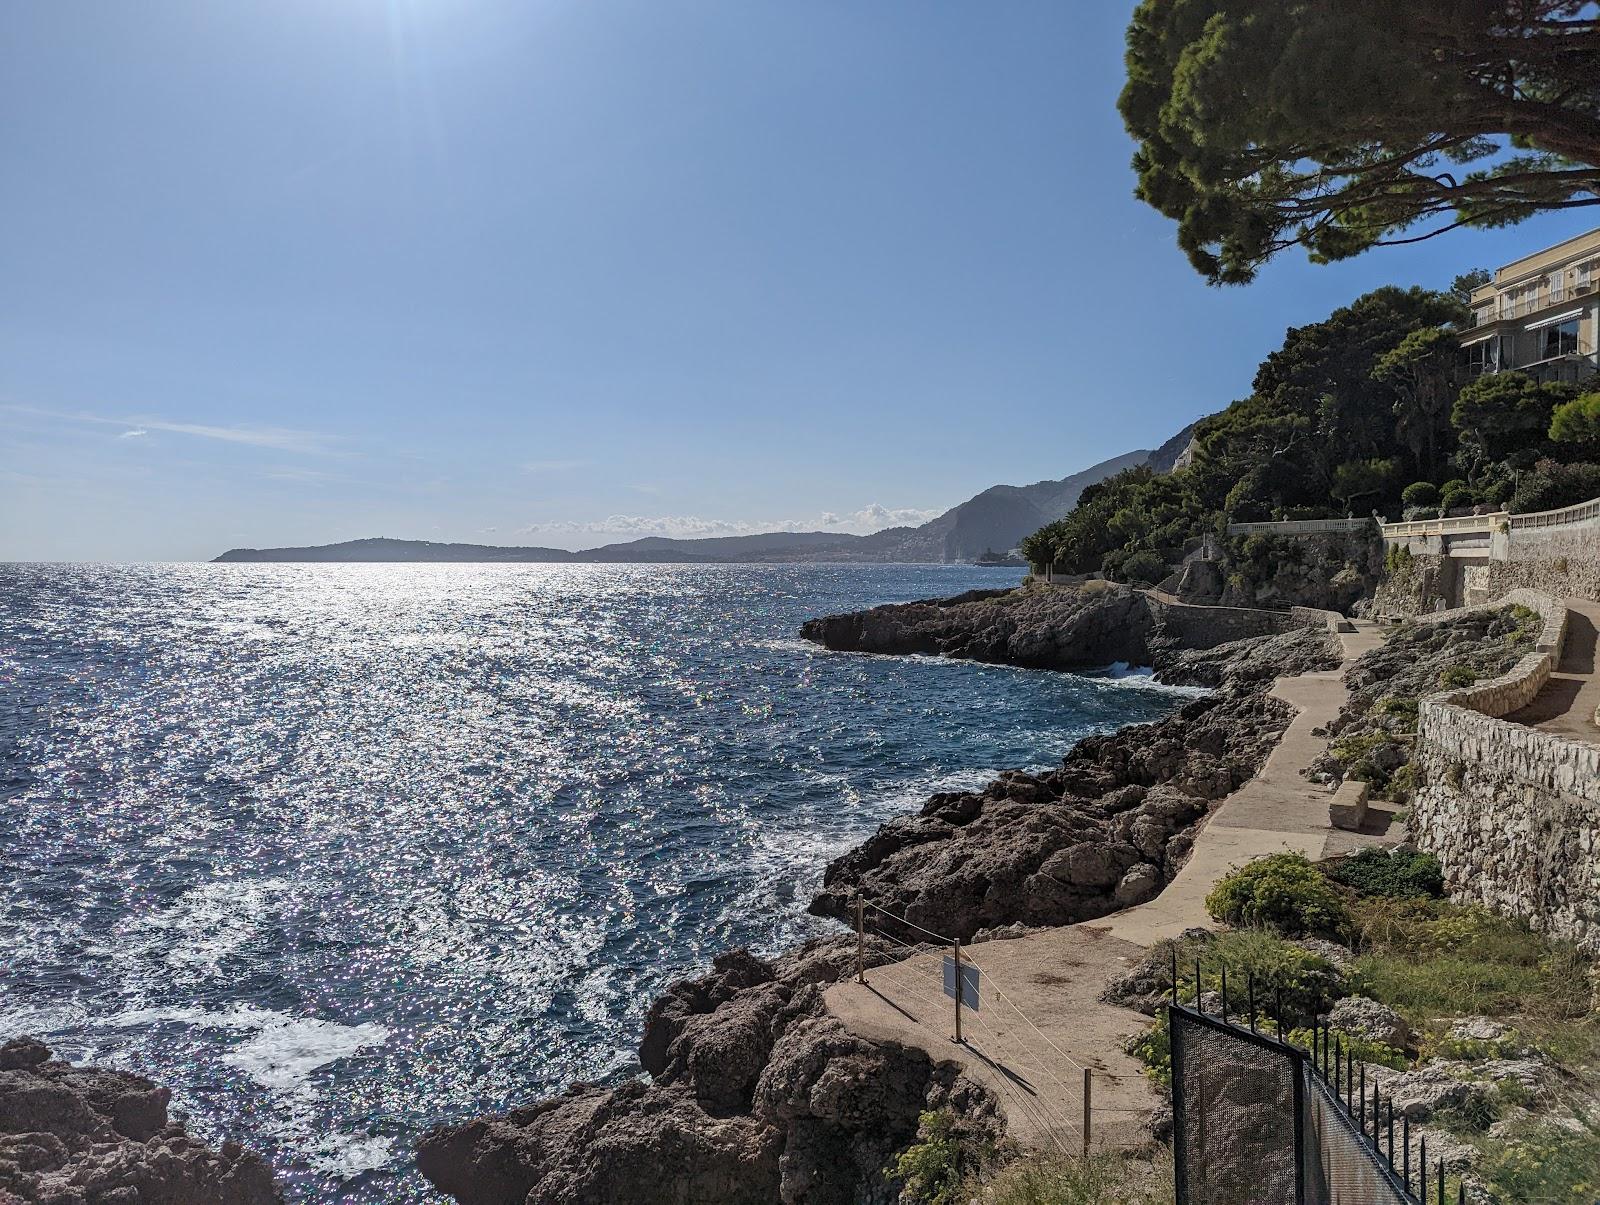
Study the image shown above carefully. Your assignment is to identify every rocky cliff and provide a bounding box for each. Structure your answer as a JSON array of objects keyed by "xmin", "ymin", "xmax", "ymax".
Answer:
[{"xmin": 0, "ymin": 1037, "xmax": 280, "ymax": 1204}]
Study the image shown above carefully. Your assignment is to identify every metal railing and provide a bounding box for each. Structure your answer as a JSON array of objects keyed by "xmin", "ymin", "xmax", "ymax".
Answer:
[
  {"xmin": 1169, "ymin": 955, "xmax": 1461, "ymax": 1205},
  {"xmin": 1480, "ymin": 283, "xmax": 1594, "ymax": 323}
]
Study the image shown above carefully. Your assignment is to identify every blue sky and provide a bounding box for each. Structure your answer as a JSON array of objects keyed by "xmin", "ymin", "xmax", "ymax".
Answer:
[{"xmin": 2, "ymin": 0, "xmax": 1595, "ymax": 561}]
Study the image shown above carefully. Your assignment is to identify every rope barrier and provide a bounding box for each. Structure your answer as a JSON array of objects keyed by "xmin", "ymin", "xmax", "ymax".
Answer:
[
  {"xmin": 848, "ymin": 895, "xmax": 1164, "ymax": 1156},
  {"xmin": 856, "ymin": 900, "xmax": 1095, "ymax": 1152}
]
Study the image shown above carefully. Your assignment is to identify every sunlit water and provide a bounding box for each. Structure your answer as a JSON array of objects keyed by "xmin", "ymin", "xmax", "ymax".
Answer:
[{"xmin": 0, "ymin": 563, "xmax": 1189, "ymax": 1201}]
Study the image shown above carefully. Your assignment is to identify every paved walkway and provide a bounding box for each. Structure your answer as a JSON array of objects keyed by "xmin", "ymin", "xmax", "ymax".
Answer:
[
  {"xmin": 1092, "ymin": 620, "xmax": 1390, "ymax": 946},
  {"xmin": 824, "ymin": 620, "xmax": 1396, "ymax": 1152},
  {"xmin": 1507, "ymin": 598, "xmax": 1600, "ymax": 746}
]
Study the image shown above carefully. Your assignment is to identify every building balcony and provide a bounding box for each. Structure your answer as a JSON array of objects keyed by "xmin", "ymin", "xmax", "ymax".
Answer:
[{"xmin": 1474, "ymin": 283, "xmax": 1597, "ymax": 326}]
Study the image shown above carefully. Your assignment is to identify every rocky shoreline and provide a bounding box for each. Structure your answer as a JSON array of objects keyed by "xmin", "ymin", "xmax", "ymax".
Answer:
[{"xmin": 413, "ymin": 584, "xmax": 1341, "ymax": 1204}]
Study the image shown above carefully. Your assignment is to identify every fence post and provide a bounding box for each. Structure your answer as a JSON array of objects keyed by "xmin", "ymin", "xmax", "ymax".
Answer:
[
  {"xmin": 952, "ymin": 938, "xmax": 963, "ymax": 1045},
  {"xmin": 854, "ymin": 896, "xmax": 865, "ymax": 985},
  {"xmin": 1081, "ymin": 1067, "xmax": 1092, "ymax": 1157}
]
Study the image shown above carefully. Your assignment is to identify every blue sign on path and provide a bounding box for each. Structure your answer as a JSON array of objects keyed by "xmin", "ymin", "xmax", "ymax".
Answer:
[{"xmin": 942, "ymin": 956, "xmax": 980, "ymax": 1010}]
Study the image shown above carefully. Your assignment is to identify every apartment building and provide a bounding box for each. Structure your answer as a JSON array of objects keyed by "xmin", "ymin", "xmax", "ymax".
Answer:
[{"xmin": 1462, "ymin": 226, "xmax": 1600, "ymax": 383}]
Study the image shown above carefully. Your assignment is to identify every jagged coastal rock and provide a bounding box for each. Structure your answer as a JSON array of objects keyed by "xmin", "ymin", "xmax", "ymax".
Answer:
[
  {"xmin": 0, "ymin": 1037, "xmax": 280, "ymax": 1205},
  {"xmin": 418, "ymin": 585, "xmax": 1341, "ymax": 1204},
  {"xmin": 416, "ymin": 938, "xmax": 1001, "ymax": 1205},
  {"xmin": 807, "ymin": 689, "xmax": 1298, "ymax": 940},
  {"xmin": 797, "ymin": 584, "xmax": 1156, "ymax": 667}
]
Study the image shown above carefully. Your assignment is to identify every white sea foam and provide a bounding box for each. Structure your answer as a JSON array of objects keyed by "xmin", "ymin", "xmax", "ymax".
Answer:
[
  {"xmin": 1090, "ymin": 663, "xmax": 1212, "ymax": 697},
  {"xmin": 0, "ymin": 1002, "xmax": 89, "ymax": 1042},
  {"xmin": 298, "ymin": 1129, "xmax": 397, "ymax": 1178},
  {"xmin": 101, "ymin": 1005, "xmax": 389, "ymax": 1094}
]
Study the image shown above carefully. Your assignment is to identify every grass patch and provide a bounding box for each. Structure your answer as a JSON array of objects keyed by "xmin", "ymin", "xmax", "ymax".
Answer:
[
  {"xmin": 1473, "ymin": 1114, "xmax": 1600, "ymax": 1204},
  {"xmin": 1348, "ymin": 898, "xmax": 1591, "ymax": 1023},
  {"xmin": 959, "ymin": 1150, "xmax": 1174, "ymax": 1205}
]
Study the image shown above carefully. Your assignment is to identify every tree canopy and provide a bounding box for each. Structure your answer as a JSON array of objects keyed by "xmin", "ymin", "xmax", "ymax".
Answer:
[{"xmin": 1120, "ymin": 0, "xmax": 1600, "ymax": 283}]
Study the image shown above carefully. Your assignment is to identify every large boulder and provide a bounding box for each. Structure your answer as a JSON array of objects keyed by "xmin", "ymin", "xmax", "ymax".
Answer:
[{"xmin": 1328, "ymin": 996, "xmax": 1412, "ymax": 1050}]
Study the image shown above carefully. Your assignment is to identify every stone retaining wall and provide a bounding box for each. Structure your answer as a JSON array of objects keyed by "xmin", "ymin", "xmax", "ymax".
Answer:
[
  {"xmin": 1486, "ymin": 518, "xmax": 1600, "ymax": 602},
  {"xmin": 1144, "ymin": 596, "xmax": 1308, "ymax": 648},
  {"xmin": 1411, "ymin": 590, "xmax": 1600, "ymax": 949}
]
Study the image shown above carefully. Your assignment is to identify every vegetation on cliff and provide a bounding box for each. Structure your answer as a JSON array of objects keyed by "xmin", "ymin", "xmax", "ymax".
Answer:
[{"xmin": 1019, "ymin": 279, "xmax": 1598, "ymax": 583}]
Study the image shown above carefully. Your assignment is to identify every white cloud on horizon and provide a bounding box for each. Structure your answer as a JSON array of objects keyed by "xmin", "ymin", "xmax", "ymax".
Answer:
[
  {"xmin": 821, "ymin": 503, "xmax": 942, "ymax": 530},
  {"xmin": 518, "ymin": 503, "xmax": 943, "ymax": 543}
]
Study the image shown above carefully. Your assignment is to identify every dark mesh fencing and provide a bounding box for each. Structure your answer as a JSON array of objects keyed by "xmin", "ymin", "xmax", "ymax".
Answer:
[
  {"xmin": 1303, "ymin": 1073, "xmax": 1415, "ymax": 1205},
  {"xmin": 1171, "ymin": 1003, "xmax": 1421, "ymax": 1205},
  {"xmin": 1171, "ymin": 1005, "xmax": 1302, "ymax": 1205}
]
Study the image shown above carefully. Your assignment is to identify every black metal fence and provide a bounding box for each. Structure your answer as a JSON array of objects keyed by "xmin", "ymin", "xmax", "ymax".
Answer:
[{"xmin": 1169, "ymin": 957, "xmax": 1463, "ymax": 1205}]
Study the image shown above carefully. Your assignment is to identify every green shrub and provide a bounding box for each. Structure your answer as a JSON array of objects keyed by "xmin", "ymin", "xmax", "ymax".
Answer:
[
  {"xmin": 1326, "ymin": 848, "xmax": 1443, "ymax": 899},
  {"xmin": 1119, "ymin": 549, "xmax": 1167, "ymax": 585},
  {"xmin": 1384, "ymin": 543, "xmax": 1415, "ymax": 576},
  {"xmin": 1400, "ymin": 481, "xmax": 1438, "ymax": 508},
  {"xmin": 889, "ymin": 1110, "xmax": 989, "ymax": 1205},
  {"xmin": 1328, "ymin": 729, "xmax": 1394, "ymax": 767},
  {"xmin": 1439, "ymin": 664, "xmax": 1477, "ymax": 689},
  {"xmin": 1440, "ymin": 483, "xmax": 1478, "ymax": 511},
  {"xmin": 1381, "ymin": 762, "xmax": 1420, "ymax": 803},
  {"xmin": 1205, "ymin": 854, "xmax": 1351, "ymax": 938},
  {"xmin": 1509, "ymin": 458, "xmax": 1600, "ymax": 514},
  {"xmin": 1370, "ymin": 694, "xmax": 1419, "ymax": 731}
]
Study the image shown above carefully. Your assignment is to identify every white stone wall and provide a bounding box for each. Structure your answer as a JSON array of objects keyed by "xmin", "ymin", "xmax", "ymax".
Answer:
[{"xmin": 1412, "ymin": 590, "xmax": 1600, "ymax": 949}]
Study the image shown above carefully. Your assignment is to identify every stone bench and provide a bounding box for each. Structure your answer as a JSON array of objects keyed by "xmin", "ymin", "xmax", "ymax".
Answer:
[{"xmin": 1328, "ymin": 779, "xmax": 1370, "ymax": 832}]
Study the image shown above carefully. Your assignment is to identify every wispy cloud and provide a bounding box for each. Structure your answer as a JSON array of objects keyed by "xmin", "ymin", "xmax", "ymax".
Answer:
[
  {"xmin": 1, "ymin": 404, "xmax": 337, "ymax": 455},
  {"xmin": 521, "ymin": 458, "xmax": 590, "ymax": 473},
  {"xmin": 519, "ymin": 502, "xmax": 943, "ymax": 542}
]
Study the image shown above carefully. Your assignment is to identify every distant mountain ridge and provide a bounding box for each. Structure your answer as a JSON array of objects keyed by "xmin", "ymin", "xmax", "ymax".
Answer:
[{"xmin": 215, "ymin": 422, "xmax": 1202, "ymax": 564}]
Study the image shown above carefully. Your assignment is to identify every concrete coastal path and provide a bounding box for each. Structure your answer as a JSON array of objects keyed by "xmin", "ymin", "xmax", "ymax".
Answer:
[
  {"xmin": 824, "ymin": 620, "xmax": 1395, "ymax": 1152},
  {"xmin": 1507, "ymin": 598, "xmax": 1600, "ymax": 746}
]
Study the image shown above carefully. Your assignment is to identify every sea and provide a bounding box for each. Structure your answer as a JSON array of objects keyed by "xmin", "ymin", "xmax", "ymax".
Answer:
[{"xmin": 0, "ymin": 562, "xmax": 1192, "ymax": 1202}]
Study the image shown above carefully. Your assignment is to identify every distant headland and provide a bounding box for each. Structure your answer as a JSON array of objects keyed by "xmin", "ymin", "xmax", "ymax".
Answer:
[{"xmin": 213, "ymin": 431, "xmax": 1194, "ymax": 566}]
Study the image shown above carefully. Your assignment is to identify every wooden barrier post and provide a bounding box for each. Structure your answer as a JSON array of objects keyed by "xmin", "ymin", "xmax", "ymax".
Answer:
[
  {"xmin": 952, "ymin": 939, "xmax": 963, "ymax": 1044},
  {"xmin": 854, "ymin": 896, "xmax": 865, "ymax": 985},
  {"xmin": 1082, "ymin": 1067, "xmax": 1092, "ymax": 1156}
]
